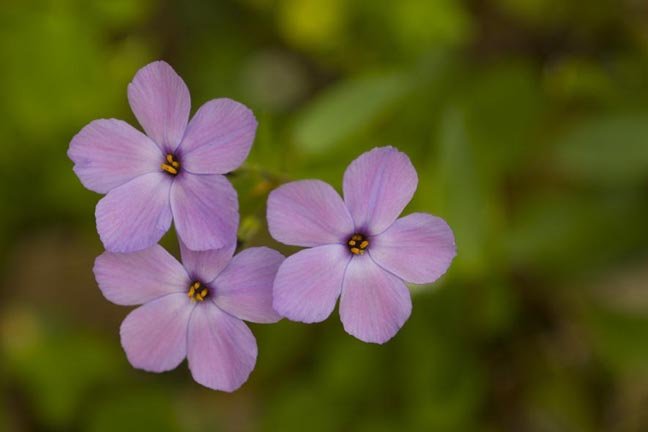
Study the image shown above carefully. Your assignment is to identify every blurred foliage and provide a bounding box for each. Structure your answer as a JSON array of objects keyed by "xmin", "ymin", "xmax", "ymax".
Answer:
[{"xmin": 2, "ymin": 0, "xmax": 648, "ymax": 431}]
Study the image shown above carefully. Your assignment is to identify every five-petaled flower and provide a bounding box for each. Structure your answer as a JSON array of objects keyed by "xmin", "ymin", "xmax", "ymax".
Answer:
[
  {"xmin": 69, "ymin": 61, "xmax": 257, "ymax": 253},
  {"xmin": 267, "ymin": 146, "xmax": 456, "ymax": 344},
  {"xmin": 71, "ymin": 58, "xmax": 458, "ymax": 391},
  {"xmin": 94, "ymin": 242, "xmax": 284, "ymax": 391}
]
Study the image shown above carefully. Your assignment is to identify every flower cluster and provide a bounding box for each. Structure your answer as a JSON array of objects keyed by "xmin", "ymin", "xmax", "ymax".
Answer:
[{"xmin": 69, "ymin": 61, "xmax": 456, "ymax": 391}]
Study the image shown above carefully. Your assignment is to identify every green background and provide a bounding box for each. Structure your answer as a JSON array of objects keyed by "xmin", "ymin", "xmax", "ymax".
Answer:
[{"xmin": 2, "ymin": 0, "xmax": 648, "ymax": 431}]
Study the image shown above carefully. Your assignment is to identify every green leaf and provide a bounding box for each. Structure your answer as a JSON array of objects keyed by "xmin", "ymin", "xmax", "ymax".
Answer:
[
  {"xmin": 400, "ymin": 287, "xmax": 486, "ymax": 431},
  {"xmin": 528, "ymin": 365, "xmax": 597, "ymax": 432},
  {"xmin": 433, "ymin": 106, "xmax": 502, "ymax": 276},
  {"xmin": 585, "ymin": 305, "xmax": 648, "ymax": 376},
  {"xmin": 461, "ymin": 62, "xmax": 545, "ymax": 172},
  {"xmin": 4, "ymin": 320, "xmax": 122, "ymax": 428},
  {"xmin": 555, "ymin": 113, "xmax": 648, "ymax": 186},
  {"xmin": 87, "ymin": 390, "xmax": 181, "ymax": 432},
  {"xmin": 293, "ymin": 71, "xmax": 411, "ymax": 154},
  {"xmin": 505, "ymin": 191, "xmax": 648, "ymax": 275},
  {"xmin": 389, "ymin": 0, "xmax": 471, "ymax": 55}
]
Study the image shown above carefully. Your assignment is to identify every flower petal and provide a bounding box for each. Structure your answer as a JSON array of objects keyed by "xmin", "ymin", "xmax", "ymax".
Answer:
[
  {"xmin": 96, "ymin": 173, "xmax": 173, "ymax": 253},
  {"xmin": 370, "ymin": 213, "xmax": 456, "ymax": 284},
  {"xmin": 339, "ymin": 255, "xmax": 412, "ymax": 344},
  {"xmin": 273, "ymin": 244, "xmax": 349, "ymax": 323},
  {"xmin": 212, "ymin": 247, "xmax": 284, "ymax": 323},
  {"xmin": 127, "ymin": 61, "xmax": 190, "ymax": 152},
  {"xmin": 187, "ymin": 302, "xmax": 257, "ymax": 392},
  {"xmin": 68, "ymin": 119, "xmax": 162, "ymax": 194},
  {"xmin": 180, "ymin": 99, "xmax": 257, "ymax": 174},
  {"xmin": 179, "ymin": 239, "xmax": 236, "ymax": 284},
  {"xmin": 120, "ymin": 293, "xmax": 193, "ymax": 372},
  {"xmin": 267, "ymin": 180, "xmax": 354, "ymax": 247},
  {"xmin": 343, "ymin": 146, "xmax": 418, "ymax": 235},
  {"xmin": 170, "ymin": 173, "xmax": 239, "ymax": 251},
  {"xmin": 94, "ymin": 245, "xmax": 190, "ymax": 306}
]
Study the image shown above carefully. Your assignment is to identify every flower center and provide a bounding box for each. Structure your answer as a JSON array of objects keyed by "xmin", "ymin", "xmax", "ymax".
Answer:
[
  {"xmin": 347, "ymin": 233, "xmax": 369, "ymax": 255},
  {"xmin": 187, "ymin": 281, "xmax": 209, "ymax": 302},
  {"xmin": 161, "ymin": 154, "xmax": 181, "ymax": 176}
]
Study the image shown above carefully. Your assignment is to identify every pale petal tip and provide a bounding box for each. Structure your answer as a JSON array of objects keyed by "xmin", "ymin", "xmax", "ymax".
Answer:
[
  {"xmin": 127, "ymin": 61, "xmax": 172, "ymax": 95},
  {"xmin": 266, "ymin": 180, "xmax": 353, "ymax": 247},
  {"xmin": 271, "ymin": 297, "xmax": 331, "ymax": 324},
  {"xmin": 344, "ymin": 145, "xmax": 419, "ymax": 235},
  {"xmin": 118, "ymin": 295, "xmax": 192, "ymax": 374},
  {"xmin": 342, "ymin": 323, "xmax": 401, "ymax": 345},
  {"xmin": 131, "ymin": 60, "xmax": 178, "ymax": 79},
  {"xmin": 187, "ymin": 304, "xmax": 258, "ymax": 392},
  {"xmin": 191, "ymin": 366, "xmax": 255, "ymax": 393},
  {"xmin": 177, "ymin": 230, "xmax": 232, "ymax": 253},
  {"xmin": 341, "ymin": 300, "xmax": 411, "ymax": 345}
]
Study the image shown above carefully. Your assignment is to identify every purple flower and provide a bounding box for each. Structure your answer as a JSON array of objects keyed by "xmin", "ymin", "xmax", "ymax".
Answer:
[
  {"xmin": 94, "ymin": 242, "xmax": 284, "ymax": 391},
  {"xmin": 69, "ymin": 61, "xmax": 257, "ymax": 253},
  {"xmin": 267, "ymin": 147, "xmax": 456, "ymax": 344}
]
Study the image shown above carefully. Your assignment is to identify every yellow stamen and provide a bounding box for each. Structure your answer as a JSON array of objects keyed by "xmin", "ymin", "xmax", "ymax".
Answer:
[
  {"xmin": 347, "ymin": 233, "xmax": 369, "ymax": 255},
  {"xmin": 161, "ymin": 164, "xmax": 178, "ymax": 175},
  {"xmin": 188, "ymin": 281, "xmax": 209, "ymax": 302},
  {"xmin": 162, "ymin": 154, "xmax": 180, "ymax": 175}
]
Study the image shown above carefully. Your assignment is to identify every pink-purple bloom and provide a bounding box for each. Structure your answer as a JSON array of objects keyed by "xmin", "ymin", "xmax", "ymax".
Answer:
[
  {"xmin": 267, "ymin": 147, "xmax": 456, "ymax": 344},
  {"xmin": 69, "ymin": 61, "xmax": 257, "ymax": 253},
  {"xmin": 94, "ymin": 241, "xmax": 284, "ymax": 391}
]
